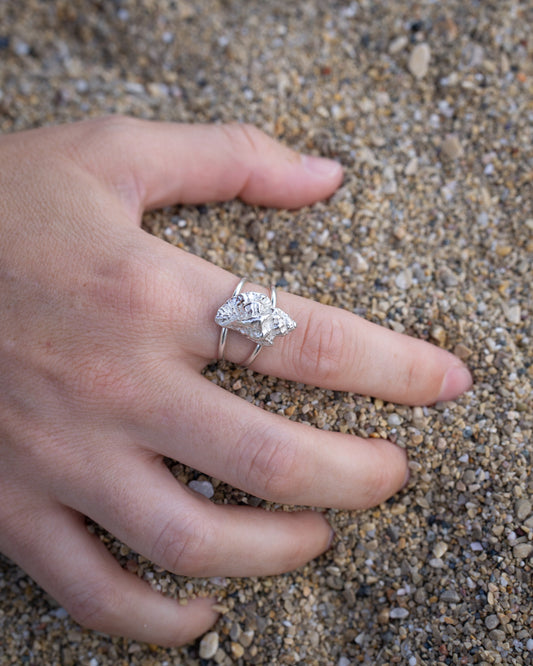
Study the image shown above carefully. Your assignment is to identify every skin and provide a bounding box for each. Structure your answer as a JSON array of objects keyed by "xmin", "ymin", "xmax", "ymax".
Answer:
[{"xmin": 0, "ymin": 117, "xmax": 472, "ymax": 646}]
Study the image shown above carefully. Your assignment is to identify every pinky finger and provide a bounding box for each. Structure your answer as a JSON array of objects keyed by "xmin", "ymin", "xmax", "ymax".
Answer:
[{"xmin": 4, "ymin": 503, "xmax": 218, "ymax": 646}]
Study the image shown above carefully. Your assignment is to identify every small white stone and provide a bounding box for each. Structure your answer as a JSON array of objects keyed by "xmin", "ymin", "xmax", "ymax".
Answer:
[
  {"xmin": 199, "ymin": 631, "xmax": 219, "ymax": 659},
  {"xmin": 404, "ymin": 157, "xmax": 418, "ymax": 176},
  {"xmin": 317, "ymin": 229, "xmax": 330, "ymax": 246},
  {"xmin": 189, "ymin": 480, "xmax": 215, "ymax": 499},
  {"xmin": 412, "ymin": 406, "xmax": 425, "ymax": 426},
  {"xmin": 395, "ymin": 269, "xmax": 413, "ymax": 290},
  {"xmin": 350, "ymin": 252, "xmax": 369, "ymax": 274},
  {"xmin": 504, "ymin": 304, "xmax": 521, "ymax": 324},
  {"xmin": 485, "ymin": 614, "xmax": 500, "ymax": 630},
  {"xmin": 13, "ymin": 39, "xmax": 30, "ymax": 56},
  {"xmin": 433, "ymin": 542, "xmax": 448, "ymax": 559},
  {"xmin": 408, "ymin": 43, "xmax": 431, "ymax": 79},
  {"xmin": 440, "ymin": 589, "xmax": 460, "ymax": 604},
  {"xmin": 388, "ymin": 414, "xmax": 402, "ymax": 427},
  {"xmin": 390, "ymin": 607, "xmax": 409, "ymax": 619},
  {"xmin": 389, "ymin": 35, "xmax": 408, "ymax": 54}
]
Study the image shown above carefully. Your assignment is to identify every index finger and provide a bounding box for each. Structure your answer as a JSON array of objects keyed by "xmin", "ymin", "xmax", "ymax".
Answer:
[{"xmin": 68, "ymin": 117, "xmax": 344, "ymax": 212}]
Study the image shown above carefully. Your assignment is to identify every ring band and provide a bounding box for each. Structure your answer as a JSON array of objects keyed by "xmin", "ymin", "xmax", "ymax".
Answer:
[{"xmin": 215, "ymin": 276, "xmax": 296, "ymax": 367}]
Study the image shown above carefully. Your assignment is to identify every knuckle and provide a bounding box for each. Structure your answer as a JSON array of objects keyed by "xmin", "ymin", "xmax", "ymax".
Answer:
[
  {"xmin": 89, "ymin": 250, "xmax": 169, "ymax": 323},
  {"xmin": 67, "ymin": 115, "xmax": 136, "ymax": 167},
  {"xmin": 293, "ymin": 311, "xmax": 350, "ymax": 383},
  {"xmin": 221, "ymin": 122, "xmax": 263, "ymax": 157},
  {"xmin": 81, "ymin": 114, "xmax": 138, "ymax": 149},
  {"xmin": 150, "ymin": 514, "xmax": 211, "ymax": 575},
  {"xmin": 403, "ymin": 356, "xmax": 418, "ymax": 396},
  {"xmin": 236, "ymin": 422, "xmax": 306, "ymax": 502},
  {"xmin": 67, "ymin": 115, "xmax": 146, "ymax": 207},
  {"xmin": 359, "ymin": 460, "xmax": 399, "ymax": 509},
  {"xmin": 69, "ymin": 254, "xmax": 177, "ymax": 409},
  {"xmin": 66, "ymin": 579, "xmax": 122, "ymax": 632}
]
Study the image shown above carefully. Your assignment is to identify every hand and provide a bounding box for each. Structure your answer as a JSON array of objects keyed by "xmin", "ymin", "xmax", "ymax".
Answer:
[{"xmin": 0, "ymin": 117, "xmax": 472, "ymax": 646}]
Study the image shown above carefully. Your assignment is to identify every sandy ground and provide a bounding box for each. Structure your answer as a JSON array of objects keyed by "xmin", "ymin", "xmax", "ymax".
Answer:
[{"xmin": 0, "ymin": 1, "xmax": 532, "ymax": 664}]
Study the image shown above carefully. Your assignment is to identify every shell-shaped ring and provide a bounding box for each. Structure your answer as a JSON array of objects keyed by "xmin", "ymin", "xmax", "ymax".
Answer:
[{"xmin": 215, "ymin": 276, "xmax": 297, "ymax": 367}]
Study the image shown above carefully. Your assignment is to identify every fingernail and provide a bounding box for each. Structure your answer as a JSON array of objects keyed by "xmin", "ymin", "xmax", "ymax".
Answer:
[
  {"xmin": 437, "ymin": 365, "xmax": 473, "ymax": 402},
  {"xmin": 302, "ymin": 154, "xmax": 343, "ymax": 178},
  {"xmin": 402, "ymin": 466, "xmax": 411, "ymax": 490}
]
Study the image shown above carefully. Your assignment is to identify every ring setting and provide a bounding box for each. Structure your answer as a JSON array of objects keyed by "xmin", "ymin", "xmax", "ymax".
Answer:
[{"xmin": 216, "ymin": 277, "xmax": 296, "ymax": 366}]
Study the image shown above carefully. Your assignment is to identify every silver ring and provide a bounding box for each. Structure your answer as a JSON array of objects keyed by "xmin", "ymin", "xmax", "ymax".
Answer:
[{"xmin": 215, "ymin": 276, "xmax": 296, "ymax": 367}]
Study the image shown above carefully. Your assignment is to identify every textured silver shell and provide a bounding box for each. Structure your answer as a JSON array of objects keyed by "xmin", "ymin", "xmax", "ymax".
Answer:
[{"xmin": 215, "ymin": 291, "xmax": 296, "ymax": 346}]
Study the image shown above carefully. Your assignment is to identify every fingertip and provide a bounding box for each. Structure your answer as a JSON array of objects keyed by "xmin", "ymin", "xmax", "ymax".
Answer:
[
  {"xmin": 310, "ymin": 511, "xmax": 336, "ymax": 554},
  {"xmin": 301, "ymin": 154, "xmax": 344, "ymax": 181},
  {"xmin": 436, "ymin": 363, "xmax": 473, "ymax": 402},
  {"xmin": 359, "ymin": 438, "xmax": 409, "ymax": 509},
  {"xmin": 142, "ymin": 596, "xmax": 220, "ymax": 648},
  {"xmin": 324, "ymin": 519, "xmax": 337, "ymax": 551}
]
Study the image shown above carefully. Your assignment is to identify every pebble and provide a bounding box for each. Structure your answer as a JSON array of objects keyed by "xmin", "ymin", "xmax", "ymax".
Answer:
[
  {"xmin": 453, "ymin": 343, "xmax": 473, "ymax": 360},
  {"xmin": 231, "ymin": 641, "xmax": 245, "ymax": 658},
  {"xmin": 239, "ymin": 629, "xmax": 254, "ymax": 648},
  {"xmin": 412, "ymin": 406, "xmax": 425, "ymax": 426},
  {"xmin": 430, "ymin": 325, "xmax": 447, "ymax": 346},
  {"xmin": 442, "ymin": 135, "xmax": 464, "ymax": 159},
  {"xmin": 408, "ymin": 43, "xmax": 431, "ymax": 79},
  {"xmin": 513, "ymin": 543, "xmax": 533, "ymax": 560},
  {"xmin": 387, "ymin": 413, "xmax": 402, "ymax": 427},
  {"xmin": 377, "ymin": 608, "xmax": 390, "ymax": 624},
  {"xmin": 390, "ymin": 607, "xmax": 410, "ymax": 619},
  {"xmin": 404, "ymin": 157, "xmax": 418, "ymax": 176},
  {"xmin": 350, "ymin": 252, "xmax": 369, "ymax": 273},
  {"xmin": 395, "ymin": 269, "xmax": 413, "ymax": 289},
  {"xmin": 516, "ymin": 499, "xmax": 532, "ymax": 521},
  {"xmin": 389, "ymin": 35, "xmax": 408, "ymax": 54},
  {"xmin": 433, "ymin": 542, "xmax": 448, "ymax": 559},
  {"xmin": 504, "ymin": 304, "xmax": 521, "ymax": 324},
  {"xmin": 485, "ymin": 614, "xmax": 500, "ymax": 630},
  {"xmin": 199, "ymin": 631, "xmax": 219, "ymax": 659},
  {"xmin": 440, "ymin": 589, "xmax": 460, "ymax": 604},
  {"xmin": 437, "ymin": 267, "xmax": 459, "ymax": 288},
  {"xmin": 188, "ymin": 479, "xmax": 215, "ymax": 499}
]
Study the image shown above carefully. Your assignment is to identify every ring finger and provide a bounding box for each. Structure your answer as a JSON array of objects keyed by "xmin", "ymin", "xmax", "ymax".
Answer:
[{"xmin": 161, "ymin": 250, "xmax": 472, "ymax": 406}]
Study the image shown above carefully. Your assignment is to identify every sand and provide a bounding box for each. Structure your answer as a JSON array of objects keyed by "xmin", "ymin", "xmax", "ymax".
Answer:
[{"xmin": 0, "ymin": 1, "xmax": 531, "ymax": 664}]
